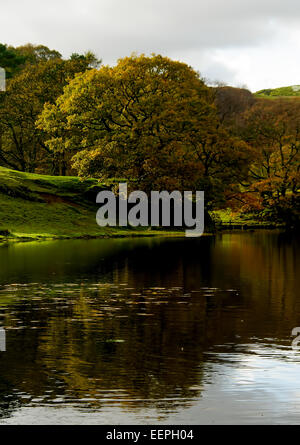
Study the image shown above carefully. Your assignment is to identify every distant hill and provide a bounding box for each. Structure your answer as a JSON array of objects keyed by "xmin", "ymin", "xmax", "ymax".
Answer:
[{"xmin": 255, "ymin": 85, "xmax": 300, "ymax": 98}]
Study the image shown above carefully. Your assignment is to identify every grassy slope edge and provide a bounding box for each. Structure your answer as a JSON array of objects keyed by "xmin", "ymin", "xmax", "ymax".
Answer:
[
  {"xmin": 0, "ymin": 167, "xmax": 173, "ymax": 242},
  {"xmin": 255, "ymin": 85, "xmax": 300, "ymax": 99}
]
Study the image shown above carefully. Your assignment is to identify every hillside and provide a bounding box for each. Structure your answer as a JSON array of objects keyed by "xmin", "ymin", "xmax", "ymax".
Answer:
[
  {"xmin": 255, "ymin": 85, "xmax": 300, "ymax": 98},
  {"xmin": 0, "ymin": 167, "xmax": 157, "ymax": 242}
]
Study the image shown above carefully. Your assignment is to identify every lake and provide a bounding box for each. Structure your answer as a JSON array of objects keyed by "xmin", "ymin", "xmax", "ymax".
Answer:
[{"xmin": 0, "ymin": 231, "xmax": 299, "ymax": 424}]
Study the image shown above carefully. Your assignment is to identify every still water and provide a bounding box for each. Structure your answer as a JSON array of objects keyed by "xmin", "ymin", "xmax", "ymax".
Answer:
[{"xmin": 0, "ymin": 231, "xmax": 299, "ymax": 424}]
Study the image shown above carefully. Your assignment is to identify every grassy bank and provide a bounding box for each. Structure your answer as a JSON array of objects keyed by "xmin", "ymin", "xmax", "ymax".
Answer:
[
  {"xmin": 0, "ymin": 167, "xmax": 181, "ymax": 243},
  {"xmin": 212, "ymin": 209, "xmax": 284, "ymax": 230}
]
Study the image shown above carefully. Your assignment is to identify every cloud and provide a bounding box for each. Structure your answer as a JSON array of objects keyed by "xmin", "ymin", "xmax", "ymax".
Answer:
[{"xmin": 1, "ymin": 0, "xmax": 300, "ymax": 90}]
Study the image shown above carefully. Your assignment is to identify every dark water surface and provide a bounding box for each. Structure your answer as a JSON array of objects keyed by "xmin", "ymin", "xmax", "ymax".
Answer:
[{"xmin": 0, "ymin": 231, "xmax": 299, "ymax": 424}]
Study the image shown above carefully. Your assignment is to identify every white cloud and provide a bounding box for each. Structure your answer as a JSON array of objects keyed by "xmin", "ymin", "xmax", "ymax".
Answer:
[{"xmin": 1, "ymin": 0, "xmax": 300, "ymax": 91}]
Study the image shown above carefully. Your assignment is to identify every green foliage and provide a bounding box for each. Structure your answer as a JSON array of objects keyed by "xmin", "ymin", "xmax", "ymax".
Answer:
[
  {"xmin": 0, "ymin": 44, "xmax": 25, "ymax": 78},
  {"xmin": 70, "ymin": 51, "xmax": 102, "ymax": 69},
  {"xmin": 0, "ymin": 53, "xmax": 101, "ymax": 174},
  {"xmin": 13, "ymin": 44, "xmax": 62, "ymax": 64}
]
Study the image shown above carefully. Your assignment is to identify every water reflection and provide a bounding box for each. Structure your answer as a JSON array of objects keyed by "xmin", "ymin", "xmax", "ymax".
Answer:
[{"xmin": 0, "ymin": 231, "xmax": 299, "ymax": 424}]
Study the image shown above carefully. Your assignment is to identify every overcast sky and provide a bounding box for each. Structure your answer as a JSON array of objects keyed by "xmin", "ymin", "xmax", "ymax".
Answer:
[{"xmin": 1, "ymin": 0, "xmax": 300, "ymax": 91}]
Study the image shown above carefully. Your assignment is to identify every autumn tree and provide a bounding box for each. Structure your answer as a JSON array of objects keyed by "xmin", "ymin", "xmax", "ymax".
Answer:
[
  {"xmin": 238, "ymin": 99, "xmax": 300, "ymax": 226},
  {"xmin": 13, "ymin": 44, "xmax": 62, "ymax": 64},
  {"xmin": 0, "ymin": 52, "xmax": 101, "ymax": 174},
  {"xmin": 38, "ymin": 54, "xmax": 250, "ymax": 208},
  {"xmin": 187, "ymin": 118, "xmax": 250, "ymax": 208},
  {"xmin": 214, "ymin": 86, "xmax": 255, "ymax": 124}
]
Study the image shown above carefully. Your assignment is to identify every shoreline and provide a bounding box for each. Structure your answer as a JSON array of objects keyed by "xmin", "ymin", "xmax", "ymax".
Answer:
[
  {"xmin": 0, "ymin": 167, "xmax": 290, "ymax": 247},
  {"xmin": 0, "ymin": 226, "xmax": 286, "ymax": 246}
]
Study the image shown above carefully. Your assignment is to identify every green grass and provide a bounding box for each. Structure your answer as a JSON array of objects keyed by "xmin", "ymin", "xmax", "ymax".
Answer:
[
  {"xmin": 255, "ymin": 85, "xmax": 300, "ymax": 98},
  {"xmin": 0, "ymin": 167, "xmax": 181, "ymax": 242},
  {"xmin": 211, "ymin": 209, "xmax": 284, "ymax": 228}
]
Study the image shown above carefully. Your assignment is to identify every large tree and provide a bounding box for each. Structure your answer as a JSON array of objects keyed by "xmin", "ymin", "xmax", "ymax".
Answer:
[{"xmin": 38, "ymin": 54, "xmax": 249, "ymax": 206}]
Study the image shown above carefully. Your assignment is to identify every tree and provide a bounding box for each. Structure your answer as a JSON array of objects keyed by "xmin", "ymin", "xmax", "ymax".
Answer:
[
  {"xmin": 237, "ymin": 99, "xmax": 300, "ymax": 226},
  {"xmin": 0, "ymin": 44, "xmax": 25, "ymax": 78},
  {"xmin": 14, "ymin": 44, "xmax": 102, "ymax": 69},
  {"xmin": 187, "ymin": 118, "xmax": 250, "ymax": 208},
  {"xmin": 214, "ymin": 86, "xmax": 255, "ymax": 124},
  {"xmin": 38, "ymin": 54, "xmax": 250, "ymax": 207},
  {"xmin": 0, "ymin": 53, "xmax": 101, "ymax": 174},
  {"xmin": 13, "ymin": 44, "xmax": 62, "ymax": 64},
  {"xmin": 70, "ymin": 51, "xmax": 101, "ymax": 69}
]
